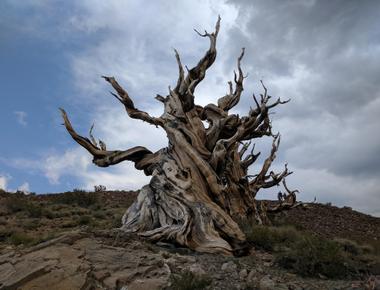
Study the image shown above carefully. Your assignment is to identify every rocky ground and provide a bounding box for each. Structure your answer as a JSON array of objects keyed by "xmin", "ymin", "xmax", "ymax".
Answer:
[{"xmin": 0, "ymin": 190, "xmax": 379, "ymax": 290}]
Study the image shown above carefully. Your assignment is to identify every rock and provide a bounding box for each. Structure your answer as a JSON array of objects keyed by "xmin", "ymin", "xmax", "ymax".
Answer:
[
  {"xmin": 366, "ymin": 275, "xmax": 380, "ymax": 290},
  {"xmin": 274, "ymin": 285, "xmax": 290, "ymax": 290},
  {"xmin": 174, "ymin": 253, "xmax": 196, "ymax": 264},
  {"xmin": 259, "ymin": 275, "xmax": 275, "ymax": 290},
  {"xmin": 128, "ymin": 278, "xmax": 167, "ymax": 290},
  {"xmin": 221, "ymin": 261, "xmax": 237, "ymax": 271},
  {"xmin": 261, "ymin": 253, "xmax": 274, "ymax": 262},
  {"xmin": 287, "ymin": 282, "xmax": 303, "ymax": 290},
  {"xmin": 0, "ymin": 231, "xmax": 171, "ymax": 290},
  {"xmin": 263, "ymin": 261, "xmax": 272, "ymax": 267},
  {"xmin": 239, "ymin": 269, "xmax": 248, "ymax": 280},
  {"xmin": 247, "ymin": 269, "xmax": 257, "ymax": 283},
  {"xmin": 188, "ymin": 263, "xmax": 206, "ymax": 276}
]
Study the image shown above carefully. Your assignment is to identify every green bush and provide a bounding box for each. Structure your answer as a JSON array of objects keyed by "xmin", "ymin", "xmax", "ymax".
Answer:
[
  {"xmin": 112, "ymin": 213, "xmax": 123, "ymax": 228},
  {"xmin": 34, "ymin": 233, "xmax": 57, "ymax": 244},
  {"xmin": 240, "ymin": 221, "xmax": 300, "ymax": 251},
  {"xmin": 26, "ymin": 203, "xmax": 43, "ymax": 218},
  {"xmin": 53, "ymin": 191, "xmax": 99, "ymax": 207},
  {"xmin": 5, "ymin": 196, "xmax": 54, "ymax": 219},
  {"xmin": 93, "ymin": 210, "xmax": 107, "ymax": 219},
  {"xmin": 5, "ymin": 196, "xmax": 29, "ymax": 213},
  {"xmin": 8, "ymin": 232, "xmax": 35, "ymax": 246},
  {"xmin": 24, "ymin": 220, "xmax": 40, "ymax": 230},
  {"xmin": 0, "ymin": 228, "xmax": 12, "ymax": 242},
  {"xmin": 167, "ymin": 271, "xmax": 211, "ymax": 290},
  {"xmin": 78, "ymin": 215, "xmax": 92, "ymax": 225},
  {"xmin": 238, "ymin": 219, "xmax": 367, "ymax": 279},
  {"xmin": 333, "ymin": 238, "xmax": 375, "ymax": 256},
  {"xmin": 277, "ymin": 235, "xmax": 352, "ymax": 278}
]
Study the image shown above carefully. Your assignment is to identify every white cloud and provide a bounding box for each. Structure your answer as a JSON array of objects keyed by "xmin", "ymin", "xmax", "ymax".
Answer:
[
  {"xmin": 0, "ymin": 175, "xmax": 9, "ymax": 190},
  {"xmin": 42, "ymin": 147, "xmax": 150, "ymax": 190},
  {"xmin": 7, "ymin": 147, "xmax": 150, "ymax": 192},
  {"xmin": 68, "ymin": 0, "xmax": 238, "ymax": 102},
  {"xmin": 43, "ymin": 148, "xmax": 90, "ymax": 184},
  {"xmin": 14, "ymin": 111, "xmax": 27, "ymax": 126},
  {"xmin": 17, "ymin": 182, "xmax": 30, "ymax": 193}
]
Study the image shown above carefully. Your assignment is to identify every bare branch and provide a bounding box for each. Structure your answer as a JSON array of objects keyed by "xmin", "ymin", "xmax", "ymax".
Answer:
[
  {"xmin": 173, "ymin": 48, "xmax": 185, "ymax": 92},
  {"xmin": 241, "ymin": 150, "xmax": 261, "ymax": 169},
  {"xmin": 89, "ymin": 123, "xmax": 98, "ymax": 148},
  {"xmin": 236, "ymin": 83, "xmax": 291, "ymax": 142},
  {"xmin": 239, "ymin": 140, "xmax": 251, "ymax": 159},
  {"xmin": 60, "ymin": 108, "xmax": 104, "ymax": 157},
  {"xmin": 283, "ymin": 178, "xmax": 299, "ymax": 195},
  {"xmin": 102, "ymin": 76, "xmax": 163, "ymax": 127},
  {"xmin": 60, "ymin": 108, "xmax": 157, "ymax": 174},
  {"xmin": 177, "ymin": 16, "xmax": 221, "ymax": 111},
  {"xmin": 250, "ymin": 135, "xmax": 280, "ymax": 187},
  {"xmin": 262, "ymin": 164, "xmax": 293, "ymax": 188},
  {"xmin": 267, "ymin": 97, "xmax": 291, "ymax": 109},
  {"xmin": 218, "ymin": 48, "xmax": 245, "ymax": 111},
  {"xmin": 155, "ymin": 94, "xmax": 166, "ymax": 103}
]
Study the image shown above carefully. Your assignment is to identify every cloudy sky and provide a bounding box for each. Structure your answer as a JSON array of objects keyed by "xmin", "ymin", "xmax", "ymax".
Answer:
[{"xmin": 0, "ymin": 0, "xmax": 379, "ymax": 216}]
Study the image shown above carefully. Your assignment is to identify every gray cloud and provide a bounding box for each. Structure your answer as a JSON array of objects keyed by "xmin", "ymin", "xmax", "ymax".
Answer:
[{"xmin": 224, "ymin": 0, "xmax": 380, "ymax": 215}]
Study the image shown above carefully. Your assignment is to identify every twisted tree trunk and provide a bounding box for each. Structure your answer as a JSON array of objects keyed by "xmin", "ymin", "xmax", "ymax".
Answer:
[{"xmin": 60, "ymin": 17, "xmax": 297, "ymax": 256}]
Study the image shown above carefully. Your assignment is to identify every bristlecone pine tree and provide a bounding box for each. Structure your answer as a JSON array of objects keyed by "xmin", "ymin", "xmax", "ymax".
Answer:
[{"xmin": 60, "ymin": 17, "xmax": 298, "ymax": 256}]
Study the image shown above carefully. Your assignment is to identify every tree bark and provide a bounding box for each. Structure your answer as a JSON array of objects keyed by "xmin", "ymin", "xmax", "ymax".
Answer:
[{"xmin": 60, "ymin": 16, "xmax": 297, "ymax": 256}]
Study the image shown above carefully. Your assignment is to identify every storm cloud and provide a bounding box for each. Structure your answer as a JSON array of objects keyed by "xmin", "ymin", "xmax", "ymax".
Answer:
[{"xmin": 222, "ymin": 0, "xmax": 380, "ymax": 215}]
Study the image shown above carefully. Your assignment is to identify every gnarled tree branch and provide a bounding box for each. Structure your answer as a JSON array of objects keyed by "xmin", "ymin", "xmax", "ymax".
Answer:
[
  {"xmin": 60, "ymin": 108, "xmax": 158, "ymax": 174},
  {"xmin": 218, "ymin": 48, "xmax": 246, "ymax": 112},
  {"xmin": 174, "ymin": 16, "xmax": 221, "ymax": 112},
  {"xmin": 102, "ymin": 76, "xmax": 163, "ymax": 127}
]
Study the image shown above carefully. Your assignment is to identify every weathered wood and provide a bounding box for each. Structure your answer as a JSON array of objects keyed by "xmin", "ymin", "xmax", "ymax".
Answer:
[{"xmin": 60, "ymin": 17, "xmax": 297, "ymax": 256}]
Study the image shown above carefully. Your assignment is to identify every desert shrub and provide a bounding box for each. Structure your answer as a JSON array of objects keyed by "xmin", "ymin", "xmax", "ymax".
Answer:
[
  {"xmin": 112, "ymin": 213, "xmax": 123, "ymax": 228},
  {"xmin": 277, "ymin": 235, "xmax": 352, "ymax": 278},
  {"xmin": 5, "ymin": 196, "xmax": 29, "ymax": 213},
  {"xmin": 94, "ymin": 185, "xmax": 106, "ymax": 192},
  {"xmin": 25, "ymin": 203, "xmax": 43, "ymax": 218},
  {"xmin": 93, "ymin": 210, "xmax": 107, "ymax": 219},
  {"xmin": 54, "ymin": 191, "xmax": 98, "ymax": 207},
  {"xmin": 167, "ymin": 271, "xmax": 211, "ymax": 290},
  {"xmin": 43, "ymin": 209, "xmax": 56, "ymax": 219},
  {"xmin": 73, "ymin": 188, "xmax": 86, "ymax": 192},
  {"xmin": 24, "ymin": 220, "xmax": 40, "ymax": 230},
  {"xmin": 239, "ymin": 219, "xmax": 364, "ymax": 278},
  {"xmin": 333, "ymin": 238, "xmax": 375, "ymax": 256},
  {"xmin": 8, "ymin": 232, "xmax": 35, "ymax": 246},
  {"xmin": 60, "ymin": 220, "xmax": 78, "ymax": 228},
  {"xmin": 4, "ymin": 196, "xmax": 53, "ymax": 219},
  {"xmin": 240, "ymin": 220, "xmax": 300, "ymax": 251},
  {"xmin": 90, "ymin": 203, "xmax": 102, "ymax": 211},
  {"xmin": 0, "ymin": 228, "xmax": 12, "ymax": 242},
  {"xmin": 78, "ymin": 215, "xmax": 92, "ymax": 225},
  {"xmin": 33, "ymin": 232, "xmax": 57, "ymax": 245},
  {"xmin": 368, "ymin": 240, "xmax": 380, "ymax": 256}
]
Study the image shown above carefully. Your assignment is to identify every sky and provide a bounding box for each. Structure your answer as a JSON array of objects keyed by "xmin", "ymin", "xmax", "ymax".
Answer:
[{"xmin": 0, "ymin": 0, "xmax": 379, "ymax": 216}]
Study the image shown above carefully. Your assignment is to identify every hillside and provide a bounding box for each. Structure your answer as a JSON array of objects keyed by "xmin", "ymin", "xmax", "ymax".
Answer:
[{"xmin": 0, "ymin": 190, "xmax": 379, "ymax": 289}]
